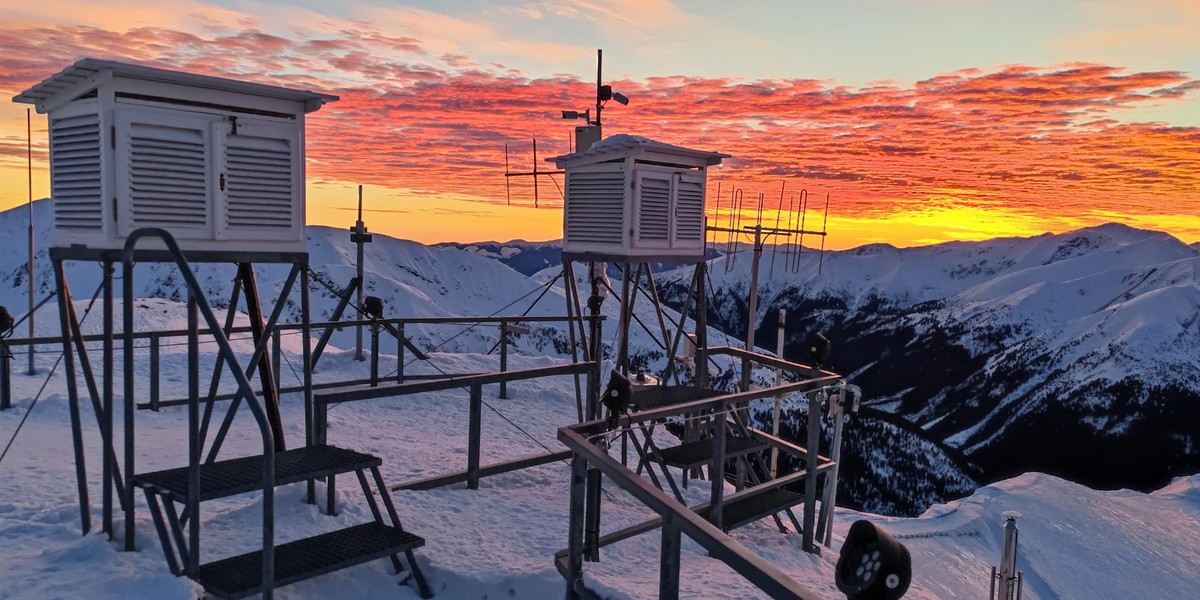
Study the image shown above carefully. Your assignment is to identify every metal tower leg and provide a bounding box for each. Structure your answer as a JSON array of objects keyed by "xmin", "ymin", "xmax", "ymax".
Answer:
[{"xmin": 54, "ymin": 259, "xmax": 91, "ymax": 536}]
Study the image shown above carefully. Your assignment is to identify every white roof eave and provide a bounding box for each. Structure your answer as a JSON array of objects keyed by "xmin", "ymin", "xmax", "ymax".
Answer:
[{"xmin": 13, "ymin": 58, "xmax": 339, "ymax": 114}]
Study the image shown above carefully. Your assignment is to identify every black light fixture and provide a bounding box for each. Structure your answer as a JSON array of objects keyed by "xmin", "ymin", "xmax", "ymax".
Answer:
[
  {"xmin": 601, "ymin": 369, "xmax": 632, "ymax": 429},
  {"xmin": 562, "ymin": 108, "xmax": 592, "ymax": 124},
  {"xmin": 363, "ymin": 296, "xmax": 385, "ymax": 320},
  {"xmin": 0, "ymin": 305, "xmax": 13, "ymax": 335},
  {"xmin": 807, "ymin": 331, "xmax": 832, "ymax": 367},
  {"xmin": 835, "ymin": 520, "xmax": 911, "ymax": 600}
]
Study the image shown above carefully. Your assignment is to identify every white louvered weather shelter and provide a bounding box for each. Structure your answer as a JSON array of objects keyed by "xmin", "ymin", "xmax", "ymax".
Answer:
[
  {"xmin": 14, "ymin": 59, "xmax": 337, "ymax": 253},
  {"xmin": 550, "ymin": 134, "xmax": 728, "ymax": 263}
]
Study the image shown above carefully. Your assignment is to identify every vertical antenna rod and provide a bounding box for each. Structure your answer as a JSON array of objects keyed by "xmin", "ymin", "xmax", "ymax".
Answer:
[
  {"xmin": 353, "ymin": 185, "xmax": 367, "ymax": 360},
  {"xmin": 595, "ymin": 49, "xmax": 603, "ymax": 130}
]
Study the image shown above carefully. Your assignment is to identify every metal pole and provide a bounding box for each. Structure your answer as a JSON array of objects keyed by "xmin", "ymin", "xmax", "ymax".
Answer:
[
  {"xmin": 802, "ymin": 392, "xmax": 821, "ymax": 553},
  {"xmin": 595, "ymin": 49, "xmax": 603, "ymax": 130},
  {"xmin": 355, "ymin": 185, "xmax": 366, "ymax": 361},
  {"xmin": 27, "ymin": 108, "xmax": 35, "ymax": 375},
  {"xmin": 396, "ymin": 321, "xmax": 405, "ymax": 383},
  {"xmin": 1, "ymin": 340, "xmax": 11, "ymax": 410},
  {"xmin": 499, "ymin": 321, "xmax": 509, "ymax": 399},
  {"xmin": 741, "ymin": 224, "xmax": 763, "ymax": 391},
  {"xmin": 771, "ymin": 309, "xmax": 785, "ymax": 477},
  {"xmin": 999, "ymin": 511, "xmax": 1022, "ymax": 600},
  {"xmin": 659, "ymin": 513, "xmax": 682, "ymax": 600},
  {"xmin": 468, "ymin": 383, "xmax": 482, "ymax": 490},
  {"xmin": 617, "ymin": 263, "xmax": 631, "ymax": 374},
  {"xmin": 695, "ymin": 262, "xmax": 709, "ymax": 387},
  {"xmin": 55, "ymin": 260, "xmax": 91, "ymax": 536},
  {"xmin": 101, "ymin": 262, "xmax": 114, "ymax": 537},
  {"xmin": 149, "ymin": 334, "xmax": 160, "ymax": 410},
  {"xmin": 584, "ymin": 262, "xmax": 604, "ymax": 562},
  {"xmin": 369, "ymin": 320, "xmax": 380, "ymax": 387},
  {"xmin": 709, "ymin": 408, "xmax": 727, "ymax": 529},
  {"xmin": 566, "ymin": 453, "xmax": 587, "ymax": 599}
]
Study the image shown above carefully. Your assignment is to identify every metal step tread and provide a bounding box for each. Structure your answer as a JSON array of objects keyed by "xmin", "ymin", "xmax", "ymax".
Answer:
[
  {"xmin": 631, "ymin": 385, "xmax": 725, "ymax": 411},
  {"xmin": 133, "ymin": 444, "xmax": 380, "ymax": 502},
  {"xmin": 653, "ymin": 435, "xmax": 766, "ymax": 469},
  {"xmin": 196, "ymin": 521, "xmax": 424, "ymax": 600},
  {"xmin": 697, "ymin": 488, "xmax": 805, "ymax": 530}
]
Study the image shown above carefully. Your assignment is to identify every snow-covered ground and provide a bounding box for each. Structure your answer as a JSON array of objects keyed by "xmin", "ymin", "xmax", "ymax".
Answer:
[{"xmin": 1, "ymin": 306, "xmax": 1198, "ymax": 599}]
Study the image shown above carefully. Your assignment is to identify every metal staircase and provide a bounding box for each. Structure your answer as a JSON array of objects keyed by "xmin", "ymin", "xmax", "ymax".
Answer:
[{"xmin": 119, "ymin": 229, "xmax": 431, "ymax": 599}]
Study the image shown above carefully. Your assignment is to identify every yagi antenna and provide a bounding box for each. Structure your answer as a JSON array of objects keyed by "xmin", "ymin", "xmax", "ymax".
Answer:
[
  {"xmin": 503, "ymin": 49, "xmax": 627, "ymax": 208},
  {"xmin": 502, "ymin": 138, "xmax": 565, "ymax": 208}
]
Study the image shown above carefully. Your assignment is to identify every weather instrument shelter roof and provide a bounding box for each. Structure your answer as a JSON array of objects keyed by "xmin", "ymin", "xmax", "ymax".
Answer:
[
  {"xmin": 13, "ymin": 58, "xmax": 339, "ymax": 114},
  {"xmin": 548, "ymin": 134, "xmax": 730, "ymax": 169}
]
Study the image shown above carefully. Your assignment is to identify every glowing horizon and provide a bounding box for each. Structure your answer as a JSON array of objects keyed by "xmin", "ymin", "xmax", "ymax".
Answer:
[{"xmin": 0, "ymin": 2, "xmax": 1197, "ymax": 249}]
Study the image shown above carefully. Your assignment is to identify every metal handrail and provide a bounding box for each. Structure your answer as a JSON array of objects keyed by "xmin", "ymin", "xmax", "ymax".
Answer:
[
  {"xmin": 559, "ymin": 421, "xmax": 826, "ymax": 600},
  {"xmin": 121, "ymin": 228, "xmax": 277, "ymax": 597},
  {"xmin": 1, "ymin": 314, "xmax": 599, "ymax": 347}
]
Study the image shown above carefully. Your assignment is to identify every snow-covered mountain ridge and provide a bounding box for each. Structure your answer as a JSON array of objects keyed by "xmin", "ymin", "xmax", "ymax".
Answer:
[{"xmin": 654, "ymin": 222, "xmax": 1199, "ymax": 507}]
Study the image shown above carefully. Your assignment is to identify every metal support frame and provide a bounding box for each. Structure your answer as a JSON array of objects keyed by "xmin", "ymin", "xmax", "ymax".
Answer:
[
  {"xmin": 556, "ymin": 345, "xmax": 844, "ymax": 598},
  {"xmin": 314, "ymin": 362, "xmax": 596, "ymax": 491},
  {"xmin": 559, "ymin": 411, "xmax": 828, "ymax": 600}
]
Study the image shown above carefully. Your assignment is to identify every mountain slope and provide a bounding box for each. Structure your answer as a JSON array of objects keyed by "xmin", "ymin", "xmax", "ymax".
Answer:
[{"xmin": 657, "ymin": 223, "xmax": 1200, "ymax": 511}]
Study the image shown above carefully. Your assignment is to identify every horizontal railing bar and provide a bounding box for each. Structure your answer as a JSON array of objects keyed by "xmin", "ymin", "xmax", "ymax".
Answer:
[
  {"xmin": 392, "ymin": 450, "xmax": 572, "ymax": 491},
  {"xmin": 573, "ymin": 375, "xmax": 843, "ymax": 437},
  {"xmin": 558, "ymin": 426, "xmax": 826, "ymax": 600},
  {"xmin": 316, "ymin": 362, "xmax": 594, "ymax": 405},
  {"xmin": 707, "ymin": 346, "xmax": 835, "ymax": 379},
  {"xmin": 135, "ymin": 373, "xmax": 478, "ymax": 410},
  {"xmin": 3, "ymin": 315, "xmax": 600, "ymax": 347}
]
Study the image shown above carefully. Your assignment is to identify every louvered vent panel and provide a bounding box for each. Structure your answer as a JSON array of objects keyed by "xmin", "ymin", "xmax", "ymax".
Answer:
[
  {"xmin": 637, "ymin": 177, "xmax": 671, "ymax": 242},
  {"xmin": 225, "ymin": 137, "xmax": 294, "ymax": 230},
  {"xmin": 565, "ymin": 169, "xmax": 625, "ymax": 244},
  {"xmin": 50, "ymin": 114, "xmax": 102, "ymax": 230},
  {"xmin": 674, "ymin": 178, "xmax": 705, "ymax": 241},
  {"xmin": 128, "ymin": 123, "xmax": 208, "ymax": 228}
]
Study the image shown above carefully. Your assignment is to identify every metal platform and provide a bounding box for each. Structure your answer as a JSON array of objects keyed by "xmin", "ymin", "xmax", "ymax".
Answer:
[
  {"xmin": 631, "ymin": 385, "xmax": 725, "ymax": 411},
  {"xmin": 654, "ymin": 435, "xmax": 766, "ymax": 470},
  {"xmin": 196, "ymin": 522, "xmax": 425, "ymax": 599},
  {"xmin": 697, "ymin": 488, "xmax": 805, "ymax": 531},
  {"xmin": 133, "ymin": 445, "xmax": 380, "ymax": 502}
]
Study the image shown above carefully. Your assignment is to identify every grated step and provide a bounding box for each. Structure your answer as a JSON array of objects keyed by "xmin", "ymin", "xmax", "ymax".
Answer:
[
  {"xmin": 133, "ymin": 444, "xmax": 379, "ymax": 502},
  {"xmin": 698, "ymin": 488, "xmax": 805, "ymax": 530},
  {"xmin": 653, "ymin": 435, "xmax": 766, "ymax": 470},
  {"xmin": 196, "ymin": 522, "xmax": 424, "ymax": 599}
]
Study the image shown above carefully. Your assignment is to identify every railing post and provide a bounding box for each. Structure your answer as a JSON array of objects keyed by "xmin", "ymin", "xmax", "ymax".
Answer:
[
  {"xmin": 0, "ymin": 340, "xmax": 11, "ymax": 411},
  {"xmin": 369, "ymin": 320, "xmax": 380, "ymax": 387},
  {"xmin": 710, "ymin": 408, "xmax": 727, "ymax": 530},
  {"xmin": 566, "ymin": 453, "xmax": 587, "ymax": 600},
  {"xmin": 468, "ymin": 383, "xmax": 482, "ymax": 490},
  {"xmin": 803, "ymin": 392, "xmax": 821, "ymax": 553},
  {"xmin": 149, "ymin": 334, "xmax": 160, "ymax": 411},
  {"xmin": 396, "ymin": 321, "xmax": 405, "ymax": 384},
  {"xmin": 499, "ymin": 320, "xmax": 509, "ymax": 400},
  {"xmin": 271, "ymin": 327, "xmax": 281, "ymax": 390},
  {"xmin": 660, "ymin": 513, "xmax": 682, "ymax": 600}
]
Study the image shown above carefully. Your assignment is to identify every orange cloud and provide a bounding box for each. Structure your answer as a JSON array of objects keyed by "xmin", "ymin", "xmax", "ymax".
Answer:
[{"xmin": 1, "ymin": 23, "xmax": 1197, "ymax": 247}]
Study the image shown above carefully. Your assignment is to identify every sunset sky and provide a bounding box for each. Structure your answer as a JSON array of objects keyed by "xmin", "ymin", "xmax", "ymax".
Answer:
[{"xmin": 1, "ymin": 0, "xmax": 1197, "ymax": 248}]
